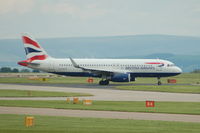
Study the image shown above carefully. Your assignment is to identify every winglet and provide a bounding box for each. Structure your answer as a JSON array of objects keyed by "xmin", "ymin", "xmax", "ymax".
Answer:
[{"xmin": 69, "ymin": 57, "xmax": 80, "ymax": 68}]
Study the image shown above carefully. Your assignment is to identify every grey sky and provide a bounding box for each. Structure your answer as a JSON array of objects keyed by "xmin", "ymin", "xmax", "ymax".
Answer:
[{"xmin": 0, "ymin": 0, "xmax": 200, "ymax": 38}]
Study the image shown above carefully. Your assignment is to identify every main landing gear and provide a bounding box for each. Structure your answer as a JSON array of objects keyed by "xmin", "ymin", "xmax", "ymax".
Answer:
[
  {"xmin": 157, "ymin": 77, "xmax": 162, "ymax": 85},
  {"xmin": 99, "ymin": 80, "xmax": 109, "ymax": 85}
]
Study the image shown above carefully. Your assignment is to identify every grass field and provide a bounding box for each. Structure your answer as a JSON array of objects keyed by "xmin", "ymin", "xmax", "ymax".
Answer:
[
  {"xmin": 0, "ymin": 89, "xmax": 92, "ymax": 97},
  {"xmin": 115, "ymin": 73, "xmax": 200, "ymax": 93},
  {"xmin": 0, "ymin": 114, "xmax": 199, "ymax": 133},
  {"xmin": 0, "ymin": 73, "xmax": 200, "ymax": 84},
  {"xmin": 0, "ymin": 100, "xmax": 199, "ymax": 115},
  {"xmin": 0, "ymin": 74, "xmax": 199, "ymax": 132},
  {"xmin": 0, "ymin": 76, "xmax": 91, "ymax": 84}
]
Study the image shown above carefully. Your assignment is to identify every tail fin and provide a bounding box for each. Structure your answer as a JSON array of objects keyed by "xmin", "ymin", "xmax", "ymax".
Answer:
[{"xmin": 22, "ymin": 33, "xmax": 49, "ymax": 62}]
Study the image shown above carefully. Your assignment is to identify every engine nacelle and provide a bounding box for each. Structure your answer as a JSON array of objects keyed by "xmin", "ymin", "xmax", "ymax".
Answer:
[{"xmin": 111, "ymin": 73, "xmax": 135, "ymax": 82}]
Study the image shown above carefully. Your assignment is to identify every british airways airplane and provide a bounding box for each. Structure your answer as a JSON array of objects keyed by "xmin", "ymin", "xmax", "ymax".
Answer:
[{"xmin": 18, "ymin": 34, "xmax": 182, "ymax": 85}]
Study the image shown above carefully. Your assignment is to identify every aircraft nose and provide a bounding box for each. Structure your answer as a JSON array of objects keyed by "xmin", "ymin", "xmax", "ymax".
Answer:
[{"xmin": 176, "ymin": 67, "xmax": 182, "ymax": 73}]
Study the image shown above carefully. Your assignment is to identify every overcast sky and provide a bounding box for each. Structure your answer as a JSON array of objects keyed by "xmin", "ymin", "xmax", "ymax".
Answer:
[{"xmin": 0, "ymin": 0, "xmax": 200, "ymax": 39}]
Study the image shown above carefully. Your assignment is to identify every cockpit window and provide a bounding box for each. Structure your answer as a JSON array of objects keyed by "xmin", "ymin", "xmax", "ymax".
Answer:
[
  {"xmin": 158, "ymin": 63, "xmax": 164, "ymax": 67},
  {"xmin": 167, "ymin": 64, "xmax": 175, "ymax": 67}
]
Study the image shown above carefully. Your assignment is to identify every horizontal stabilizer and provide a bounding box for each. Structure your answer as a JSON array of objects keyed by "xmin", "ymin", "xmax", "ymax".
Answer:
[{"xmin": 18, "ymin": 60, "xmax": 40, "ymax": 66}]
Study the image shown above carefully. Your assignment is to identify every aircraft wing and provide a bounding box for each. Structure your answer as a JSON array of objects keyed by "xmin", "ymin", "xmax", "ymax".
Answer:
[{"xmin": 69, "ymin": 57, "xmax": 127, "ymax": 75}]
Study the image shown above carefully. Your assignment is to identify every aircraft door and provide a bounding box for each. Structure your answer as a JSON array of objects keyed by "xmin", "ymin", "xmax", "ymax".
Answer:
[
  {"xmin": 48, "ymin": 61, "xmax": 55, "ymax": 72},
  {"xmin": 156, "ymin": 64, "xmax": 163, "ymax": 71}
]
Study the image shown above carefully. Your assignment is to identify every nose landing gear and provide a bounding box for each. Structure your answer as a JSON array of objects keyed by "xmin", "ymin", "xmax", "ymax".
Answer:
[{"xmin": 157, "ymin": 77, "xmax": 162, "ymax": 85}]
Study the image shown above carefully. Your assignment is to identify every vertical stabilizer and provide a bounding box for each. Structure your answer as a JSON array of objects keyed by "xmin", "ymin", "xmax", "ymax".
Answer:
[{"xmin": 21, "ymin": 33, "xmax": 49, "ymax": 62}]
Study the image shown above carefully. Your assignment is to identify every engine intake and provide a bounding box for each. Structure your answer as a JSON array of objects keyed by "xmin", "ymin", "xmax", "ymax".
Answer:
[{"xmin": 111, "ymin": 73, "xmax": 135, "ymax": 82}]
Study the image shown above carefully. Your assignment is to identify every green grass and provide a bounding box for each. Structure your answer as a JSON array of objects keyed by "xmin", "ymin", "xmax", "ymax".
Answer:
[
  {"xmin": 116, "ymin": 73, "xmax": 200, "ymax": 93},
  {"xmin": 171, "ymin": 73, "xmax": 200, "ymax": 84},
  {"xmin": 0, "ymin": 114, "xmax": 199, "ymax": 133},
  {"xmin": 0, "ymin": 89, "xmax": 92, "ymax": 97},
  {"xmin": 0, "ymin": 73, "xmax": 199, "ymax": 84},
  {"xmin": 0, "ymin": 77, "xmax": 98, "ymax": 84},
  {"xmin": 116, "ymin": 85, "xmax": 200, "ymax": 94},
  {"xmin": 0, "ymin": 100, "xmax": 199, "ymax": 115}
]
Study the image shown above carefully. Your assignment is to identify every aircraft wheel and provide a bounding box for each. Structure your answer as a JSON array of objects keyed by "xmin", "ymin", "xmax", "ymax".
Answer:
[
  {"xmin": 99, "ymin": 80, "xmax": 104, "ymax": 85},
  {"xmin": 158, "ymin": 81, "xmax": 162, "ymax": 85},
  {"xmin": 99, "ymin": 80, "xmax": 109, "ymax": 85},
  {"xmin": 104, "ymin": 80, "xmax": 109, "ymax": 85}
]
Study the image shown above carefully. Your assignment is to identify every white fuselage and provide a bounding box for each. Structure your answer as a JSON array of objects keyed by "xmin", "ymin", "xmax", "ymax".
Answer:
[{"xmin": 28, "ymin": 58, "xmax": 182, "ymax": 78}]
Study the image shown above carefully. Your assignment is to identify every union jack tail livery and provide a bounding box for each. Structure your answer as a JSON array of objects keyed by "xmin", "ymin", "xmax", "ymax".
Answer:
[
  {"xmin": 18, "ymin": 34, "xmax": 49, "ymax": 66},
  {"xmin": 22, "ymin": 33, "xmax": 48, "ymax": 60}
]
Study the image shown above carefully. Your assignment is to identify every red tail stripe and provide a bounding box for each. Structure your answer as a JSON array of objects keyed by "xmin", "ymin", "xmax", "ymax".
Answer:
[
  {"xmin": 22, "ymin": 36, "xmax": 41, "ymax": 48},
  {"xmin": 27, "ymin": 55, "xmax": 47, "ymax": 62},
  {"xmin": 145, "ymin": 62, "xmax": 164, "ymax": 64},
  {"xmin": 17, "ymin": 60, "xmax": 28, "ymax": 66},
  {"xmin": 18, "ymin": 55, "xmax": 47, "ymax": 67}
]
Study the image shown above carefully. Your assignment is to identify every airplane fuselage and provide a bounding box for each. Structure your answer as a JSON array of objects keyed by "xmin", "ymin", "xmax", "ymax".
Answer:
[{"xmin": 28, "ymin": 58, "xmax": 182, "ymax": 79}]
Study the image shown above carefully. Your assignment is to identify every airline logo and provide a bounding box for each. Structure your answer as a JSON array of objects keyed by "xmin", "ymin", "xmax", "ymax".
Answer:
[
  {"xmin": 22, "ymin": 35, "xmax": 47, "ymax": 62},
  {"xmin": 145, "ymin": 62, "xmax": 163, "ymax": 64},
  {"xmin": 145, "ymin": 62, "xmax": 164, "ymax": 67}
]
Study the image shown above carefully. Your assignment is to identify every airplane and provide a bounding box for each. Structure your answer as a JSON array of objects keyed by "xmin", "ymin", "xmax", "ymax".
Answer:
[{"xmin": 18, "ymin": 34, "xmax": 182, "ymax": 85}]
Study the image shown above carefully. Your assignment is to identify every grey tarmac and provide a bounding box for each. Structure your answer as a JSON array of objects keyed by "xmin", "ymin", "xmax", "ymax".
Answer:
[
  {"xmin": 0, "ymin": 106, "xmax": 200, "ymax": 123},
  {"xmin": 0, "ymin": 83, "xmax": 200, "ymax": 102}
]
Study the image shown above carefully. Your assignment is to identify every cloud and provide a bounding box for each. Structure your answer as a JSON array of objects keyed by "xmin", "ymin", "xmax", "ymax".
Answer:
[
  {"xmin": 80, "ymin": 4, "xmax": 108, "ymax": 19},
  {"xmin": 42, "ymin": 2, "xmax": 79, "ymax": 15},
  {"xmin": 0, "ymin": 0, "xmax": 34, "ymax": 15},
  {"xmin": 41, "ymin": 2, "xmax": 108, "ymax": 19}
]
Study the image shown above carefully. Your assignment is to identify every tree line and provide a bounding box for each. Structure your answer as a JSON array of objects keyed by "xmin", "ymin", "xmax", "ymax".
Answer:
[
  {"xmin": 191, "ymin": 69, "xmax": 200, "ymax": 73},
  {"xmin": 0, "ymin": 67, "xmax": 40, "ymax": 73}
]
